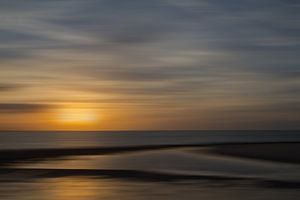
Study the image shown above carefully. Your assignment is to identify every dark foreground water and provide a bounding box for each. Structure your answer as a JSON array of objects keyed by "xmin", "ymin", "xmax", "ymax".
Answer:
[{"xmin": 0, "ymin": 130, "xmax": 299, "ymax": 200}]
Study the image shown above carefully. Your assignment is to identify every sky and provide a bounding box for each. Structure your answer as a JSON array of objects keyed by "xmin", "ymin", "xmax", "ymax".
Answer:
[{"xmin": 0, "ymin": 0, "xmax": 299, "ymax": 130}]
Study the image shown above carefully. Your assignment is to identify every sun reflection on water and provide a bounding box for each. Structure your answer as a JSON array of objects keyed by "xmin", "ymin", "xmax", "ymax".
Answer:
[{"xmin": 41, "ymin": 177, "xmax": 115, "ymax": 200}]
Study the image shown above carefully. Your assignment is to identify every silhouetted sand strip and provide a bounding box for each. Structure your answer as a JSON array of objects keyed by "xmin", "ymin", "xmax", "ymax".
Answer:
[
  {"xmin": 0, "ymin": 142, "xmax": 299, "ymax": 165},
  {"xmin": 0, "ymin": 168, "xmax": 246, "ymax": 181},
  {"xmin": 0, "ymin": 168, "xmax": 299, "ymax": 189},
  {"xmin": 0, "ymin": 144, "xmax": 201, "ymax": 165}
]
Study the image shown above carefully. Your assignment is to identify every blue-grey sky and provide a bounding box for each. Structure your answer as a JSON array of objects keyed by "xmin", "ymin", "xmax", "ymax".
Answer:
[{"xmin": 0, "ymin": 0, "xmax": 299, "ymax": 130}]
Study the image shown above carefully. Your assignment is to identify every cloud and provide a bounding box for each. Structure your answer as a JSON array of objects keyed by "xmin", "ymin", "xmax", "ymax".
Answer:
[
  {"xmin": 0, "ymin": 103, "xmax": 52, "ymax": 113},
  {"xmin": 0, "ymin": 84, "xmax": 21, "ymax": 92},
  {"xmin": 0, "ymin": 0, "xmax": 299, "ymax": 129}
]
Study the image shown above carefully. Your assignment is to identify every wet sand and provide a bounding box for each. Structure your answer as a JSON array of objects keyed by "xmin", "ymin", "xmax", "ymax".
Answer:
[
  {"xmin": 1, "ymin": 141, "xmax": 300, "ymax": 199},
  {"xmin": 0, "ymin": 168, "xmax": 299, "ymax": 189}
]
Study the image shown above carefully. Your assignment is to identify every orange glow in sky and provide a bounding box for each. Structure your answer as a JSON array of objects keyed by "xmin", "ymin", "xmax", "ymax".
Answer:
[
  {"xmin": 57, "ymin": 108, "xmax": 98, "ymax": 124},
  {"xmin": 52, "ymin": 104, "xmax": 101, "ymax": 130}
]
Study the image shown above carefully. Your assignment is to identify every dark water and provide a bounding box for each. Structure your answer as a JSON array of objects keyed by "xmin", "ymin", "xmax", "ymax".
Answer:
[
  {"xmin": 1, "ymin": 130, "xmax": 300, "ymax": 150},
  {"xmin": 0, "ymin": 130, "xmax": 300, "ymax": 200}
]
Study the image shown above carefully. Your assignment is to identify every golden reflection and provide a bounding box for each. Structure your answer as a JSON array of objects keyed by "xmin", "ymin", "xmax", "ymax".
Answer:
[{"xmin": 43, "ymin": 177, "xmax": 113, "ymax": 200}]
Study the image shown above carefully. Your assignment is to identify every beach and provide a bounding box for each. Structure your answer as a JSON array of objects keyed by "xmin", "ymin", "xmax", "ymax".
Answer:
[{"xmin": 0, "ymin": 131, "xmax": 299, "ymax": 200}]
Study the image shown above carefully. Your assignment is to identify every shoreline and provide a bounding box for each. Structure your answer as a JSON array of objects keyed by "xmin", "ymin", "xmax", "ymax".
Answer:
[
  {"xmin": 0, "ymin": 142, "xmax": 300, "ymax": 165},
  {"xmin": 208, "ymin": 143, "xmax": 300, "ymax": 164},
  {"xmin": 0, "ymin": 168, "xmax": 299, "ymax": 189}
]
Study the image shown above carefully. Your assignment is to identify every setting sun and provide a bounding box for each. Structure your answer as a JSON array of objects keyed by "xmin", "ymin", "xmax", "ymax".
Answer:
[{"xmin": 57, "ymin": 107, "xmax": 98, "ymax": 124}]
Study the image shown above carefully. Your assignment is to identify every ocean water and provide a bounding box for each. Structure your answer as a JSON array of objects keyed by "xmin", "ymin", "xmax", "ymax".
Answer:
[
  {"xmin": 1, "ymin": 130, "xmax": 299, "ymax": 150},
  {"xmin": 0, "ymin": 130, "xmax": 299, "ymax": 200}
]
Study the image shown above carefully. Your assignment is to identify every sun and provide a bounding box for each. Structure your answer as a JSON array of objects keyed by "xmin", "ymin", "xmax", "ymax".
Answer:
[{"xmin": 57, "ymin": 106, "xmax": 98, "ymax": 125}]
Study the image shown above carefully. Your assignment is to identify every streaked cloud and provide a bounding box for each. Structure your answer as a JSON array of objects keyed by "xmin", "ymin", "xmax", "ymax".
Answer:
[
  {"xmin": 0, "ymin": 103, "xmax": 52, "ymax": 113},
  {"xmin": 0, "ymin": 0, "xmax": 299, "ymax": 129},
  {"xmin": 0, "ymin": 83, "xmax": 21, "ymax": 92}
]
